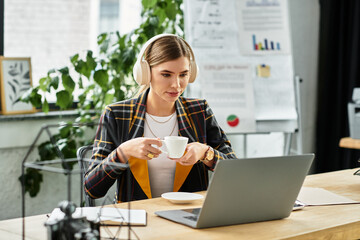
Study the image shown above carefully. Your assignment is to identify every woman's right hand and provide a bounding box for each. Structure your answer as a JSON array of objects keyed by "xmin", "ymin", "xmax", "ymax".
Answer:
[{"xmin": 116, "ymin": 137, "xmax": 162, "ymax": 162}]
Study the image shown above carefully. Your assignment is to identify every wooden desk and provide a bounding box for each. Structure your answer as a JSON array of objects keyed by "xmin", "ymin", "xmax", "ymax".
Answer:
[
  {"xmin": 1, "ymin": 168, "xmax": 360, "ymax": 240},
  {"xmin": 339, "ymin": 137, "xmax": 360, "ymax": 149}
]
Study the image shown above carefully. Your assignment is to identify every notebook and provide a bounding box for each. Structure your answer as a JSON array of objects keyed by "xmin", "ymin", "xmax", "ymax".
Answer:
[{"xmin": 155, "ymin": 154, "xmax": 314, "ymax": 228}]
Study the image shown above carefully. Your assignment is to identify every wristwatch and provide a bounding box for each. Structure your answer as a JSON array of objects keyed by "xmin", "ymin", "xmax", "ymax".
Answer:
[{"xmin": 201, "ymin": 146, "xmax": 214, "ymax": 163}]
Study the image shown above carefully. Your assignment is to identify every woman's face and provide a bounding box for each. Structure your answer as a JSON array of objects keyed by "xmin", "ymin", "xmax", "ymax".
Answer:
[{"xmin": 149, "ymin": 56, "xmax": 190, "ymax": 104}]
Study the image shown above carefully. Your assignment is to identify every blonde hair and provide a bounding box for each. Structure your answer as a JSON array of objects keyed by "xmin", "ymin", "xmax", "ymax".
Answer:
[{"xmin": 134, "ymin": 35, "xmax": 191, "ymax": 97}]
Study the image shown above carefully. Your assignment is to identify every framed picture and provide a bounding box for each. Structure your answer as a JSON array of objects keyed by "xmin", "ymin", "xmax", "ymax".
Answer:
[{"xmin": 0, "ymin": 57, "xmax": 36, "ymax": 115}]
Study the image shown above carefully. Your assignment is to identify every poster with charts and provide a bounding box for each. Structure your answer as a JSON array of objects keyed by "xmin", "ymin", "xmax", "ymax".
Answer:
[
  {"xmin": 199, "ymin": 62, "xmax": 256, "ymax": 133},
  {"xmin": 184, "ymin": 0, "xmax": 297, "ymax": 133},
  {"xmin": 236, "ymin": 0, "xmax": 291, "ymax": 55}
]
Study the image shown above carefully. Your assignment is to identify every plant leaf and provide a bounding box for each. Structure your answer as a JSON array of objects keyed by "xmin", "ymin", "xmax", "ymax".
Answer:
[
  {"xmin": 18, "ymin": 168, "xmax": 43, "ymax": 197},
  {"xmin": 62, "ymin": 74, "xmax": 75, "ymax": 93},
  {"xmin": 70, "ymin": 54, "xmax": 79, "ymax": 64},
  {"xmin": 39, "ymin": 77, "xmax": 49, "ymax": 92},
  {"xmin": 56, "ymin": 90, "xmax": 72, "ymax": 109},
  {"xmin": 155, "ymin": 8, "xmax": 167, "ymax": 25},
  {"xmin": 21, "ymin": 87, "xmax": 42, "ymax": 107},
  {"xmin": 97, "ymin": 33, "xmax": 107, "ymax": 45},
  {"xmin": 142, "ymin": 0, "xmax": 157, "ymax": 8},
  {"xmin": 38, "ymin": 141, "xmax": 58, "ymax": 160},
  {"xmin": 59, "ymin": 124, "xmax": 72, "ymax": 138},
  {"xmin": 86, "ymin": 51, "xmax": 97, "ymax": 71},
  {"xmin": 58, "ymin": 67, "xmax": 69, "ymax": 75},
  {"xmin": 165, "ymin": 0, "xmax": 177, "ymax": 20},
  {"xmin": 98, "ymin": 33, "xmax": 110, "ymax": 53},
  {"xmin": 104, "ymin": 93, "xmax": 114, "ymax": 105},
  {"xmin": 47, "ymin": 69, "xmax": 56, "ymax": 75},
  {"xmin": 50, "ymin": 76, "xmax": 59, "ymax": 90},
  {"xmin": 42, "ymin": 98, "xmax": 49, "ymax": 113},
  {"xmin": 93, "ymin": 69, "xmax": 109, "ymax": 90}
]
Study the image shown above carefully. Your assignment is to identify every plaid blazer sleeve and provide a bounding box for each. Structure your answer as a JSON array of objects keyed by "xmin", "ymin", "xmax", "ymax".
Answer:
[
  {"xmin": 203, "ymin": 100, "xmax": 237, "ymax": 170},
  {"xmin": 84, "ymin": 105, "xmax": 127, "ymax": 199},
  {"xmin": 180, "ymin": 97, "xmax": 236, "ymax": 170}
]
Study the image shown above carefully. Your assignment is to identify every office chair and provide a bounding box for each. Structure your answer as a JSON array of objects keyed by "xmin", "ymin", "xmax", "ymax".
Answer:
[
  {"xmin": 77, "ymin": 145, "xmax": 118, "ymax": 207},
  {"xmin": 77, "ymin": 145, "xmax": 96, "ymax": 207}
]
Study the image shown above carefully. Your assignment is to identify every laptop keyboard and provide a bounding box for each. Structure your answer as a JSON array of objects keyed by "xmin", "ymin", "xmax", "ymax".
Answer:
[{"xmin": 184, "ymin": 215, "xmax": 199, "ymax": 222}]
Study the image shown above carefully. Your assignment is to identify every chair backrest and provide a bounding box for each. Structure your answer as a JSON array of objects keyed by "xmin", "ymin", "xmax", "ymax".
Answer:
[
  {"xmin": 77, "ymin": 145, "xmax": 95, "ymax": 207},
  {"xmin": 77, "ymin": 145, "xmax": 118, "ymax": 207}
]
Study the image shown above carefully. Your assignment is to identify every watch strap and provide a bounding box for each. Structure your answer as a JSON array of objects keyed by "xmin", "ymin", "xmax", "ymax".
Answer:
[{"xmin": 201, "ymin": 146, "xmax": 214, "ymax": 163}]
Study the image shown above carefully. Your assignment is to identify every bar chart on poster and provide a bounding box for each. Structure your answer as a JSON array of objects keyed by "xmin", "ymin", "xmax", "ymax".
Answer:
[{"xmin": 184, "ymin": 0, "xmax": 298, "ymax": 134}]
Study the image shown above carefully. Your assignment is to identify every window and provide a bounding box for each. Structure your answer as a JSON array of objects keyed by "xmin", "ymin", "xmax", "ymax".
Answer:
[{"xmin": 3, "ymin": 0, "xmax": 140, "ymax": 103}]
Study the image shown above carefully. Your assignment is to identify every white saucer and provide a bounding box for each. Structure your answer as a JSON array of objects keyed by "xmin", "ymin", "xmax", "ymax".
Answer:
[{"xmin": 161, "ymin": 192, "xmax": 204, "ymax": 204}]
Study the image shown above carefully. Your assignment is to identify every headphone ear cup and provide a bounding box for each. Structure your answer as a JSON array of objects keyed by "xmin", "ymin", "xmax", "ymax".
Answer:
[
  {"xmin": 189, "ymin": 61, "xmax": 198, "ymax": 83},
  {"xmin": 140, "ymin": 59, "xmax": 151, "ymax": 85},
  {"xmin": 133, "ymin": 60, "xmax": 142, "ymax": 85},
  {"xmin": 133, "ymin": 59, "xmax": 151, "ymax": 85}
]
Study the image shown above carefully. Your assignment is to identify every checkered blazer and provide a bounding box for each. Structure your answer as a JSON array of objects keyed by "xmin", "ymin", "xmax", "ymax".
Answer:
[{"xmin": 84, "ymin": 89, "xmax": 236, "ymax": 202}]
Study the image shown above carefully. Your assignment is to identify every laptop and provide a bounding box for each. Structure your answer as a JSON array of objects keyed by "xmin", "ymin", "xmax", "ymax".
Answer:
[{"xmin": 155, "ymin": 154, "xmax": 314, "ymax": 228}]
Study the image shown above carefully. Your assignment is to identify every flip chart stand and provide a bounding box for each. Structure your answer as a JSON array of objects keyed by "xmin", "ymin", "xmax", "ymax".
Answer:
[{"xmin": 228, "ymin": 75, "xmax": 303, "ymax": 157}]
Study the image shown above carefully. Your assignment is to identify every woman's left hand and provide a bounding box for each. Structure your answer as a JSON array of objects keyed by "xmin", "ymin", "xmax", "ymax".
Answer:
[{"xmin": 171, "ymin": 142, "xmax": 208, "ymax": 166}]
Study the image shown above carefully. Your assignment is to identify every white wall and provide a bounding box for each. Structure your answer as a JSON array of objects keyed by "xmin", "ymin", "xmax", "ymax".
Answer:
[
  {"xmin": 4, "ymin": 0, "xmax": 92, "ymax": 102},
  {"xmin": 0, "ymin": 147, "xmax": 82, "ymax": 220}
]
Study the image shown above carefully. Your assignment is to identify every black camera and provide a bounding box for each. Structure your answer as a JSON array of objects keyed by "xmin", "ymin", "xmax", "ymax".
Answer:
[{"xmin": 45, "ymin": 201, "xmax": 100, "ymax": 240}]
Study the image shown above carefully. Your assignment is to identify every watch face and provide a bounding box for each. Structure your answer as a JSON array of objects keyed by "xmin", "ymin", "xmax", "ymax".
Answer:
[{"xmin": 206, "ymin": 148, "xmax": 214, "ymax": 160}]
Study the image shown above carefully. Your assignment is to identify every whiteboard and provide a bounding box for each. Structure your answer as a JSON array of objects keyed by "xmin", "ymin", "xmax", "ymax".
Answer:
[{"xmin": 184, "ymin": 0, "xmax": 298, "ymax": 133}]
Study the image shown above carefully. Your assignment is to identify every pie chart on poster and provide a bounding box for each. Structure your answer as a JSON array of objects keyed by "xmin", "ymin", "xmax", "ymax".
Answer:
[{"xmin": 227, "ymin": 114, "xmax": 239, "ymax": 127}]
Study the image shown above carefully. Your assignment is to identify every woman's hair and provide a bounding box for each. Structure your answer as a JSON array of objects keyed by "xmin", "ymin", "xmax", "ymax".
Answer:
[{"xmin": 135, "ymin": 35, "xmax": 192, "ymax": 96}]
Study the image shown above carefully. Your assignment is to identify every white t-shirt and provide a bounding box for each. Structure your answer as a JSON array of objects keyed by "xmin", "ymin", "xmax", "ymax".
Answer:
[{"xmin": 144, "ymin": 112, "xmax": 178, "ymax": 198}]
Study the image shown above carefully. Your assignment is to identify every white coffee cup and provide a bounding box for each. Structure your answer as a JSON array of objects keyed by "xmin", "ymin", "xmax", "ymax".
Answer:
[{"xmin": 161, "ymin": 136, "xmax": 188, "ymax": 158}]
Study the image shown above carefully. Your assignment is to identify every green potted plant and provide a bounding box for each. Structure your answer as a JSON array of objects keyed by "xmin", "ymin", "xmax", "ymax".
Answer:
[{"xmin": 19, "ymin": 0, "xmax": 184, "ymax": 197}]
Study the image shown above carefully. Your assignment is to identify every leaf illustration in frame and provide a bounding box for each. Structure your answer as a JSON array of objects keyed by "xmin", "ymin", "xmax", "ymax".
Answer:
[
  {"xmin": 8, "ymin": 66, "xmax": 19, "ymax": 76},
  {"xmin": 13, "ymin": 78, "xmax": 20, "ymax": 87},
  {"xmin": 0, "ymin": 57, "xmax": 35, "ymax": 114},
  {"xmin": 8, "ymin": 80, "xmax": 17, "ymax": 95},
  {"xmin": 7, "ymin": 80, "xmax": 18, "ymax": 105},
  {"xmin": 21, "ymin": 80, "xmax": 31, "ymax": 86},
  {"xmin": 13, "ymin": 98, "xmax": 21, "ymax": 105},
  {"xmin": 23, "ymin": 71, "xmax": 30, "ymax": 79},
  {"xmin": 21, "ymin": 79, "xmax": 30, "ymax": 86}
]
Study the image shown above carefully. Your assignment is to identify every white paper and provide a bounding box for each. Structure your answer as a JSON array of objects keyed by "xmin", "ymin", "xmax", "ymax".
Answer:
[
  {"xmin": 184, "ymin": 0, "xmax": 240, "ymax": 56},
  {"xmin": 250, "ymin": 56, "xmax": 297, "ymax": 120},
  {"xmin": 236, "ymin": 0, "xmax": 292, "ymax": 55},
  {"xmin": 298, "ymin": 187, "xmax": 358, "ymax": 206},
  {"xmin": 47, "ymin": 207, "xmax": 147, "ymax": 226},
  {"xmin": 199, "ymin": 62, "xmax": 256, "ymax": 133}
]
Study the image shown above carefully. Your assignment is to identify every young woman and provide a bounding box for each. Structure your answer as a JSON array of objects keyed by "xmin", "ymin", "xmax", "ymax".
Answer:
[{"xmin": 84, "ymin": 34, "xmax": 236, "ymax": 202}]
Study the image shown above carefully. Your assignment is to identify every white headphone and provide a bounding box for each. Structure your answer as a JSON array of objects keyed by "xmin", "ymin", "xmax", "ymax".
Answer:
[{"xmin": 132, "ymin": 34, "xmax": 198, "ymax": 86}]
